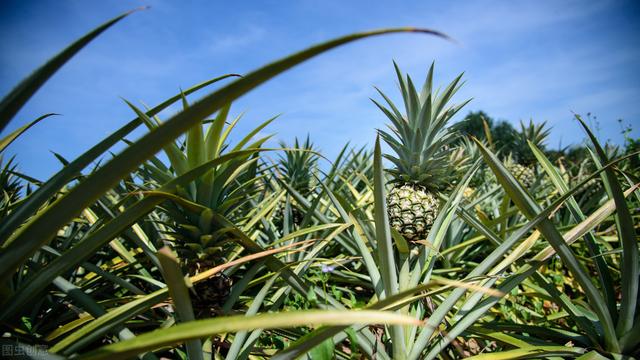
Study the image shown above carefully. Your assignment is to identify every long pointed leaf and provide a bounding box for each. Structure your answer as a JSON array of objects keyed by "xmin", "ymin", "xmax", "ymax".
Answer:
[
  {"xmin": 0, "ymin": 113, "xmax": 58, "ymax": 152},
  {"xmin": 0, "ymin": 9, "xmax": 143, "ymax": 132},
  {"xmin": 78, "ymin": 310, "xmax": 422, "ymax": 360},
  {"xmin": 474, "ymin": 138, "xmax": 620, "ymax": 352},
  {"xmin": 576, "ymin": 115, "xmax": 638, "ymax": 336},
  {"xmin": 0, "ymin": 74, "xmax": 239, "ymax": 244},
  {"xmin": 157, "ymin": 247, "xmax": 203, "ymax": 360}
]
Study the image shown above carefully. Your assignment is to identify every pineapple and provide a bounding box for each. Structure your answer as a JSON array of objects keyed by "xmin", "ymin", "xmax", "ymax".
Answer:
[
  {"xmin": 374, "ymin": 62, "xmax": 470, "ymax": 241},
  {"xmin": 577, "ymin": 177, "xmax": 603, "ymax": 197},
  {"xmin": 386, "ymin": 184, "xmax": 439, "ymax": 240},
  {"xmin": 171, "ymin": 210, "xmax": 235, "ymax": 317},
  {"xmin": 505, "ymin": 157, "xmax": 536, "ymax": 188},
  {"xmin": 505, "ymin": 119, "xmax": 551, "ymax": 188},
  {"xmin": 480, "ymin": 155, "xmax": 536, "ymax": 188},
  {"xmin": 481, "ymin": 120, "xmax": 549, "ymax": 189}
]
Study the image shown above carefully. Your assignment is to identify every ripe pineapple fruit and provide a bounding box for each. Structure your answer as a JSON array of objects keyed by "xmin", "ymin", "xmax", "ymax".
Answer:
[{"xmin": 374, "ymin": 62, "xmax": 470, "ymax": 241}]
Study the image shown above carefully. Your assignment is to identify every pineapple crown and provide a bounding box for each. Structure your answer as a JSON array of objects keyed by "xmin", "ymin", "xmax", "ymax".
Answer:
[
  {"xmin": 0, "ymin": 156, "xmax": 24, "ymax": 209},
  {"xmin": 373, "ymin": 62, "xmax": 471, "ymax": 190},
  {"xmin": 512, "ymin": 119, "xmax": 551, "ymax": 165},
  {"xmin": 517, "ymin": 119, "xmax": 551, "ymax": 147},
  {"xmin": 277, "ymin": 135, "xmax": 319, "ymax": 197}
]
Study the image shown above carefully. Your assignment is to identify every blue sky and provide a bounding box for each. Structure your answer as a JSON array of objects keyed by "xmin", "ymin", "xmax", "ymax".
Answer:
[{"xmin": 1, "ymin": 0, "xmax": 639, "ymax": 180}]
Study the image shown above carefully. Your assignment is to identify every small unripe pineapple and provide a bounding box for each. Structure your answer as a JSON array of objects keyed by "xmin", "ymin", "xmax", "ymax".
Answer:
[
  {"xmin": 506, "ymin": 163, "xmax": 535, "ymax": 188},
  {"xmin": 484, "ymin": 162, "xmax": 535, "ymax": 188},
  {"xmin": 576, "ymin": 177, "xmax": 603, "ymax": 197},
  {"xmin": 387, "ymin": 184, "xmax": 440, "ymax": 241}
]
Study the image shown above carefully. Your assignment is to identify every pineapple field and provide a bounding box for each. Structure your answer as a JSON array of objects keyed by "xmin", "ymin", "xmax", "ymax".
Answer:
[{"xmin": 1, "ymin": 8, "xmax": 639, "ymax": 360}]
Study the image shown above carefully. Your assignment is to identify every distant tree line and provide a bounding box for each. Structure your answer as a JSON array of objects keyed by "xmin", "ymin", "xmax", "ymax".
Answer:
[{"xmin": 456, "ymin": 111, "xmax": 639, "ymax": 169}]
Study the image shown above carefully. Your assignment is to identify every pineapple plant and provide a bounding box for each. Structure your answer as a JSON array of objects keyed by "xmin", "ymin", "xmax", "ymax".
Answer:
[
  {"xmin": 456, "ymin": 135, "xmax": 489, "ymax": 194},
  {"xmin": 446, "ymin": 141, "xmax": 473, "ymax": 192},
  {"xmin": 481, "ymin": 119, "xmax": 550, "ymax": 188},
  {"xmin": 132, "ymin": 100, "xmax": 273, "ymax": 317},
  {"xmin": 569, "ymin": 143, "xmax": 625, "ymax": 207},
  {"xmin": 326, "ymin": 144, "xmax": 374, "ymax": 201},
  {"xmin": 503, "ymin": 155, "xmax": 536, "ymax": 188},
  {"xmin": 374, "ymin": 62, "xmax": 470, "ymax": 241},
  {"xmin": 507, "ymin": 119, "xmax": 551, "ymax": 187},
  {"xmin": 480, "ymin": 154, "xmax": 536, "ymax": 189},
  {"xmin": 513, "ymin": 119, "xmax": 551, "ymax": 165},
  {"xmin": 275, "ymin": 136, "xmax": 319, "ymax": 227}
]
